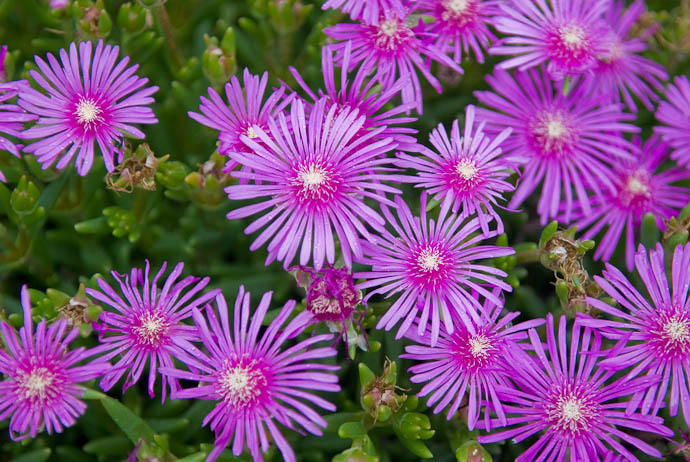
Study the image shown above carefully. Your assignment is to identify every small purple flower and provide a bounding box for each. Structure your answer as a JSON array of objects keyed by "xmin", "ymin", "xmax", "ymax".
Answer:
[
  {"xmin": 324, "ymin": 8, "xmax": 462, "ymax": 113},
  {"xmin": 570, "ymin": 136, "xmax": 690, "ymax": 270},
  {"xmin": 656, "ymin": 75, "xmax": 690, "ymax": 169},
  {"xmin": 85, "ymin": 261, "xmax": 220, "ymax": 401},
  {"xmin": 582, "ymin": 243, "xmax": 690, "ymax": 429},
  {"xmin": 322, "ymin": 0, "xmax": 406, "ymax": 25},
  {"xmin": 49, "ymin": 0, "xmax": 68, "ymax": 8},
  {"xmin": 491, "ymin": 0, "xmax": 609, "ymax": 78},
  {"xmin": 189, "ymin": 69, "xmax": 291, "ymax": 173},
  {"xmin": 160, "ymin": 287, "xmax": 340, "ymax": 462},
  {"xmin": 478, "ymin": 314, "xmax": 672, "ymax": 462},
  {"xmin": 396, "ymin": 104, "xmax": 516, "ymax": 234},
  {"xmin": 354, "ymin": 192, "xmax": 514, "ymax": 346},
  {"xmin": 0, "ymin": 82, "xmax": 37, "ymax": 182},
  {"xmin": 418, "ymin": 0, "xmax": 500, "ymax": 64},
  {"xmin": 19, "ymin": 40, "xmax": 158, "ymax": 175},
  {"xmin": 225, "ymin": 97, "xmax": 403, "ymax": 270},
  {"xmin": 0, "ymin": 286, "xmax": 109, "ymax": 440},
  {"xmin": 474, "ymin": 67, "xmax": 638, "ymax": 224},
  {"xmin": 402, "ymin": 293, "xmax": 543, "ymax": 430},
  {"xmin": 582, "ymin": 0, "xmax": 667, "ymax": 112}
]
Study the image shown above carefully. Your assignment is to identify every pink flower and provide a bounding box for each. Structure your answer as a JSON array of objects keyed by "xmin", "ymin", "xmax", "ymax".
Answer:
[{"xmin": 655, "ymin": 75, "xmax": 690, "ymax": 169}]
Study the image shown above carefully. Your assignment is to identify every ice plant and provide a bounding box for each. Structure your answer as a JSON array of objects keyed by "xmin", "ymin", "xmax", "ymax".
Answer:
[
  {"xmin": 18, "ymin": 40, "xmax": 158, "ymax": 175},
  {"xmin": 189, "ymin": 68, "xmax": 291, "ymax": 172},
  {"xmin": 85, "ymin": 261, "xmax": 220, "ymax": 400},
  {"xmin": 491, "ymin": 0, "xmax": 609, "ymax": 78},
  {"xmin": 569, "ymin": 136, "xmax": 690, "ymax": 270},
  {"xmin": 656, "ymin": 75, "xmax": 690, "ymax": 169},
  {"xmin": 474, "ymin": 67, "xmax": 638, "ymax": 224},
  {"xmin": 395, "ymin": 104, "xmax": 516, "ymax": 234},
  {"xmin": 418, "ymin": 0, "xmax": 500, "ymax": 64},
  {"xmin": 354, "ymin": 193, "xmax": 514, "ymax": 346},
  {"xmin": 583, "ymin": 0, "xmax": 667, "ymax": 112},
  {"xmin": 0, "ymin": 286, "xmax": 109, "ymax": 440},
  {"xmin": 478, "ymin": 314, "xmax": 672, "ymax": 461},
  {"xmin": 402, "ymin": 292, "xmax": 544, "ymax": 429},
  {"xmin": 160, "ymin": 287, "xmax": 340, "ymax": 462},
  {"xmin": 0, "ymin": 81, "xmax": 37, "ymax": 182},
  {"xmin": 582, "ymin": 243, "xmax": 690, "ymax": 429},
  {"xmin": 224, "ymin": 97, "xmax": 402, "ymax": 270},
  {"xmin": 321, "ymin": 0, "xmax": 406, "ymax": 25},
  {"xmin": 324, "ymin": 8, "xmax": 462, "ymax": 113}
]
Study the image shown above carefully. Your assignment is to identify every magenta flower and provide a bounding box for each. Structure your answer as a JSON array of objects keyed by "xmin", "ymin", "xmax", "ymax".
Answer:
[
  {"xmin": 582, "ymin": 243, "xmax": 690, "ymax": 429},
  {"xmin": 225, "ymin": 97, "xmax": 402, "ymax": 270},
  {"xmin": 324, "ymin": 8, "xmax": 462, "ymax": 113},
  {"xmin": 0, "ymin": 82, "xmax": 37, "ymax": 182},
  {"xmin": 474, "ymin": 67, "xmax": 638, "ymax": 224},
  {"xmin": 289, "ymin": 41, "xmax": 420, "ymax": 152},
  {"xmin": 18, "ymin": 40, "xmax": 158, "ymax": 175},
  {"xmin": 189, "ymin": 69, "xmax": 291, "ymax": 172},
  {"xmin": 160, "ymin": 287, "xmax": 340, "ymax": 462},
  {"xmin": 402, "ymin": 293, "xmax": 543, "ymax": 430},
  {"xmin": 49, "ymin": 0, "xmax": 68, "ymax": 8},
  {"xmin": 0, "ymin": 45, "xmax": 7, "ymax": 81},
  {"xmin": 478, "ymin": 314, "xmax": 672, "ymax": 462},
  {"xmin": 354, "ymin": 193, "xmax": 514, "ymax": 346},
  {"xmin": 570, "ymin": 136, "xmax": 690, "ymax": 270},
  {"xmin": 582, "ymin": 0, "xmax": 667, "ymax": 112},
  {"xmin": 322, "ymin": 0, "xmax": 406, "ymax": 25},
  {"xmin": 85, "ymin": 261, "xmax": 220, "ymax": 401},
  {"xmin": 491, "ymin": 0, "xmax": 609, "ymax": 78},
  {"xmin": 0, "ymin": 286, "xmax": 109, "ymax": 440},
  {"xmin": 418, "ymin": 0, "xmax": 500, "ymax": 64},
  {"xmin": 396, "ymin": 104, "xmax": 516, "ymax": 234},
  {"xmin": 656, "ymin": 75, "xmax": 690, "ymax": 169}
]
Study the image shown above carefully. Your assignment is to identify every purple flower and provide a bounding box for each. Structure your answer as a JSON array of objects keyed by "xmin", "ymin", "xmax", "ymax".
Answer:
[
  {"xmin": 491, "ymin": 0, "xmax": 609, "ymax": 78},
  {"xmin": 0, "ymin": 45, "xmax": 8, "ymax": 81},
  {"xmin": 395, "ymin": 104, "xmax": 516, "ymax": 234},
  {"xmin": 478, "ymin": 314, "xmax": 672, "ymax": 462},
  {"xmin": 49, "ymin": 0, "xmax": 68, "ymax": 8},
  {"xmin": 474, "ymin": 67, "xmax": 638, "ymax": 224},
  {"xmin": 321, "ymin": 0, "xmax": 406, "ymax": 25},
  {"xmin": 189, "ymin": 69, "xmax": 291, "ymax": 173},
  {"xmin": 160, "ymin": 287, "xmax": 340, "ymax": 462},
  {"xmin": 324, "ymin": 8, "xmax": 462, "ymax": 113},
  {"xmin": 0, "ymin": 286, "xmax": 109, "ymax": 440},
  {"xmin": 224, "ymin": 97, "xmax": 402, "ymax": 270},
  {"xmin": 288, "ymin": 41, "xmax": 420, "ymax": 152},
  {"xmin": 401, "ymin": 293, "xmax": 543, "ymax": 430},
  {"xmin": 85, "ymin": 261, "xmax": 220, "ymax": 401},
  {"xmin": 18, "ymin": 40, "xmax": 158, "ymax": 175},
  {"xmin": 656, "ymin": 75, "xmax": 690, "ymax": 169},
  {"xmin": 0, "ymin": 82, "xmax": 37, "ymax": 182},
  {"xmin": 570, "ymin": 136, "xmax": 690, "ymax": 270},
  {"xmin": 418, "ymin": 0, "xmax": 500, "ymax": 64},
  {"xmin": 582, "ymin": 0, "xmax": 667, "ymax": 112},
  {"xmin": 354, "ymin": 193, "xmax": 514, "ymax": 346},
  {"xmin": 582, "ymin": 243, "xmax": 690, "ymax": 429}
]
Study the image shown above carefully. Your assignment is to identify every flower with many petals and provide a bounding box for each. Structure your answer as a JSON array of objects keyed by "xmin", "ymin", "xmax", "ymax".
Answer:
[
  {"xmin": 656, "ymin": 75, "xmax": 690, "ymax": 169},
  {"xmin": 19, "ymin": 40, "xmax": 158, "ymax": 175}
]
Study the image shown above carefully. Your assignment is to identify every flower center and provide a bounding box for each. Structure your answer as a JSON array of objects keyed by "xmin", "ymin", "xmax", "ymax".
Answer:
[
  {"xmin": 218, "ymin": 360, "xmax": 268, "ymax": 411},
  {"xmin": 649, "ymin": 309, "xmax": 690, "ymax": 359},
  {"xmin": 440, "ymin": 0, "xmax": 476, "ymax": 25},
  {"xmin": 469, "ymin": 334, "xmax": 491, "ymax": 359},
  {"xmin": 408, "ymin": 243, "xmax": 453, "ymax": 289},
  {"xmin": 132, "ymin": 311, "xmax": 170, "ymax": 347},
  {"xmin": 544, "ymin": 385, "xmax": 599, "ymax": 436},
  {"xmin": 455, "ymin": 158, "xmax": 478, "ymax": 180},
  {"xmin": 418, "ymin": 247, "xmax": 442, "ymax": 272},
  {"xmin": 451, "ymin": 330, "xmax": 497, "ymax": 371},
  {"xmin": 74, "ymin": 97, "xmax": 104, "ymax": 131},
  {"xmin": 560, "ymin": 25, "xmax": 586, "ymax": 50},
  {"xmin": 19, "ymin": 367, "xmax": 55, "ymax": 400},
  {"xmin": 618, "ymin": 170, "xmax": 652, "ymax": 210},
  {"xmin": 529, "ymin": 111, "xmax": 576, "ymax": 158},
  {"xmin": 547, "ymin": 23, "xmax": 593, "ymax": 70},
  {"xmin": 290, "ymin": 161, "xmax": 342, "ymax": 206},
  {"xmin": 246, "ymin": 126, "xmax": 259, "ymax": 139},
  {"xmin": 372, "ymin": 17, "xmax": 413, "ymax": 52}
]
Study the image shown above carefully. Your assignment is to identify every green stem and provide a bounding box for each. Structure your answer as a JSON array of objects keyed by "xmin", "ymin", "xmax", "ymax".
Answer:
[
  {"xmin": 515, "ymin": 248, "xmax": 541, "ymax": 265},
  {"xmin": 154, "ymin": 4, "xmax": 182, "ymax": 69}
]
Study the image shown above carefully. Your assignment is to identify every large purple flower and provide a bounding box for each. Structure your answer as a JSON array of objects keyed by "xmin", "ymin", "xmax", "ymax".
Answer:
[
  {"xmin": 474, "ymin": 67, "xmax": 638, "ymax": 224},
  {"xmin": 655, "ymin": 75, "xmax": 690, "ymax": 169},
  {"xmin": 85, "ymin": 261, "xmax": 220, "ymax": 401},
  {"xmin": 396, "ymin": 104, "xmax": 516, "ymax": 234},
  {"xmin": 18, "ymin": 40, "xmax": 158, "ymax": 175},
  {"xmin": 354, "ymin": 193, "xmax": 514, "ymax": 346},
  {"xmin": 402, "ymin": 293, "xmax": 543, "ymax": 430},
  {"xmin": 569, "ymin": 136, "xmax": 690, "ymax": 270},
  {"xmin": 478, "ymin": 314, "xmax": 672, "ymax": 462},
  {"xmin": 224, "ymin": 97, "xmax": 403, "ymax": 270},
  {"xmin": 491, "ymin": 0, "xmax": 609, "ymax": 78},
  {"xmin": 0, "ymin": 81, "xmax": 37, "ymax": 182},
  {"xmin": 324, "ymin": 8, "xmax": 462, "ymax": 113},
  {"xmin": 0, "ymin": 286, "xmax": 109, "ymax": 440},
  {"xmin": 160, "ymin": 287, "xmax": 340, "ymax": 462},
  {"xmin": 322, "ymin": 0, "xmax": 406, "ymax": 25},
  {"xmin": 582, "ymin": 243, "xmax": 690, "ymax": 429}
]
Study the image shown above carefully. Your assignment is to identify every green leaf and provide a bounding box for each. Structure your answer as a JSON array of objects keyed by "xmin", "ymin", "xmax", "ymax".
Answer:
[
  {"xmin": 83, "ymin": 435, "xmax": 131, "ymax": 456},
  {"xmin": 99, "ymin": 394, "xmax": 155, "ymax": 444},
  {"xmin": 177, "ymin": 453, "xmax": 208, "ymax": 462},
  {"xmin": 539, "ymin": 221, "xmax": 559, "ymax": 248},
  {"xmin": 12, "ymin": 449, "xmax": 51, "ymax": 462}
]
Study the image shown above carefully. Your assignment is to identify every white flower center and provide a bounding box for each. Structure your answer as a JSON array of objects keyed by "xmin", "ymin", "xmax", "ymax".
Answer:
[
  {"xmin": 531, "ymin": 112, "xmax": 575, "ymax": 157},
  {"xmin": 455, "ymin": 158, "xmax": 478, "ymax": 180},
  {"xmin": 373, "ymin": 17, "xmax": 412, "ymax": 51},
  {"xmin": 664, "ymin": 315, "xmax": 690, "ymax": 343},
  {"xmin": 132, "ymin": 311, "xmax": 169, "ymax": 346},
  {"xmin": 468, "ymin": 334, "xmax": 491, "ymax": 359},
  {"xmin": 547, "ymin": 120, "xmax": 566, "ymax": 139},
  {"xmin": 246, "ymin": 126, "xmax": 259, "ymax": 139},
  {"xmin": 626, "ymin": 176, "xmax": 648, "ymax": 195},
  {"xmin": 560, "ymin": 398, "xmax": 584, "ymax": 424},
  {"xmin": 75, "ymin": 97, "xmax": 103, "ymax": 128},
  {"xmin": 560, "ymin": 25, "xmax": 586, "ymax": 49},
  {"xmin": 218, "ymin": 363, "xmax": 267, "ymax": 409},
  {"xmin": 21, "ymin": 367, "xmax": 54, "ymax": 400},
  {"xmin": 445, "ymin": 0, "xmax": 468, "ymax": 13},
  {"xmin": 417, "ymin": 247, "xmax": 443, "ymax": 272},
  {"xmin": 298, "ymin": 166, "xmax": 327, "ymax": 189}
]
